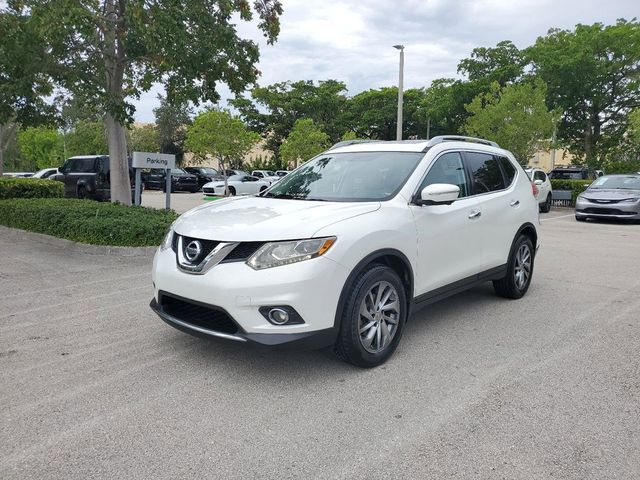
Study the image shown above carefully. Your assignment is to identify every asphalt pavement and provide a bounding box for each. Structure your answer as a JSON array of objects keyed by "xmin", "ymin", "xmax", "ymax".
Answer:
[{"xmin": 1, "ymin": 210, "xmax": 639, "ymax": 479}]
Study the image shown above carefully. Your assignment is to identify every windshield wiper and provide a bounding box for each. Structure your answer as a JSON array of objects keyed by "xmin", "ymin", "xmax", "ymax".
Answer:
[{"xmin": 262, "ymin": 192, "xmax": 300, "ymax": 199}]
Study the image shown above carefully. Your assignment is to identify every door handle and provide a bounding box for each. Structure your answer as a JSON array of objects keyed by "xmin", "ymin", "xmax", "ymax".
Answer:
[
  {"xmin": 510, "ymin": 200, "xmax": 520, "ymax": 207},
  {"xmin": 468, "ymin": 210, "xmax": 482, "ymax": 219}
]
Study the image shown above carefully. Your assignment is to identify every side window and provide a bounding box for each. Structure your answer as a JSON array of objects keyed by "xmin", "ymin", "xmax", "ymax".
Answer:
[
  {"xmin": 254, "ymin": 172, "xmax": 263, "ymax": 178},
  {"xmin": 497, "ymin": 156, "xmax": 517, "ymax": 185},
  {"xmin": 534, "ymin": 170, "xmax": 546, "ymax": 182},
  {"xmin": 418, "ymin": 152, "xmax": 468, "ymax": 198},
  {"xmin": 74, "ymin": 158, "xmax": 96, "ymax": 173},
  {"xmin": 465, "ymin": 152, "xmax": 505, "ymax": 194},
  {"xmin": 247, "ymin": 176, "xmax": 259, "ymax": 182}
]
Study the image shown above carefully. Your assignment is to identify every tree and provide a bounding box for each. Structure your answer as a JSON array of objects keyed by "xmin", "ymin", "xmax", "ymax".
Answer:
[
  {"xmin": 185, "ymin": 110, "xmax": 260, "ymax": 195},
  {"xmin": 344, "ymin": 87, "xmax": 427, "ymax": 140},
  {"xmin": 17, "ymin": 126, "xmax": 64, "ymax": 169},
  {"xmin": 464, "ymin": 80, "xmax": 557, "ymax": 165},
  {"xmin": 64, "ymin": 121, "xmax": 108, "ymax": 158},
  {"xmin": 128, "ymin": 124, "xmax": 160, "ymax": 154},
  {"xmin": 3, "ymin": 0, "xmax": 282, "ymax": 203},
  {"xmin": 232, "ymin": 80, "xmax": 348, "ymax": 156},
  {"xmin": 154, "ymin": 95, "xmax": 193, "ymax": 165},
  {"xmin": 0, "ymin": 6, "xmax": 55, "ymax": 174},
  {"xmin": 526, "ymin": 20, "xmax": 640, "ymax": 168},
  {"xmin": 280, "ymin": 119, "xmax": 330, "ymax": 168},
  {"xmin": 457, "ymin": 40, "xmax": 524, "ymax": 85}
]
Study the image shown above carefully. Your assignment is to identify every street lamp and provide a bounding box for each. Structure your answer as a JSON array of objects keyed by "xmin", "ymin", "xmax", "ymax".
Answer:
[{"xmin": 393, "ymin": 44, "xmax": 404, "ymax": 141}]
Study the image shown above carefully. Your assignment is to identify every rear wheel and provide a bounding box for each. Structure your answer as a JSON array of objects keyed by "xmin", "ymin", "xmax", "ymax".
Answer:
[
  {"xmin": 493, "ymin": 235, "xmax": 534, "ymax": 299},
  {"xmin": 259, "ymin": 186, "xmax": 267, "ymax": 193},
  {"xmin": 335, "ymin": 264, "xmax": 406, "ymax": 368},
  {"xmin": 228, "ymin": 186, "xmax": 236, "ymax": 196},
  {"xmin": 540, "ymin": 193, "xmax": 552, "ymax": 213}
]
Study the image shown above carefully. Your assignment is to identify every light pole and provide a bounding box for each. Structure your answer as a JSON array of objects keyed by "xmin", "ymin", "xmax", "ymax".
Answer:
[{"xmin": 393, "ymin": 44, "xmax": 404, "ymax": 141}]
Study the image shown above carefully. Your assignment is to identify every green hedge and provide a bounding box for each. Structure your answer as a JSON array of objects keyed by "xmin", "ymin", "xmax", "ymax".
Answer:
[
  {"xmin": 550, "ymin": 179, "xmax": 592, "ymax": 203},
  {"xmin": 0, "ymin": 177, "xmax": 64, "ymax": 199},
  {"xmin": 0, "ymin": 198, "xmax": 178, "ymax": 246}
]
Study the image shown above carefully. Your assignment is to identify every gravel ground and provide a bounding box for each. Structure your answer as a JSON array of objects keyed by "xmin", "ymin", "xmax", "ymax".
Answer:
[{"xmin": 1, "ymin": 210, "xmax": 639, "ymax": 479}]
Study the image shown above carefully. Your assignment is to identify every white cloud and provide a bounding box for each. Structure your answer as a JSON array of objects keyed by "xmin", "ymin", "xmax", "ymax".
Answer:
[{"xmin": 133, "ymin": 0, "xmax": 639, "ymax": 121}]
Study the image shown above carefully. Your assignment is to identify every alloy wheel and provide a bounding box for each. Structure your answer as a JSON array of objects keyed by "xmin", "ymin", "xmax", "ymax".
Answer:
[
  {"xmin": 514, "ymin": 244, "xmax": 532, "ymax": 290},
  {"xmin": 358, "ymin": 281, "xmax": 400, "ymax": 354}
]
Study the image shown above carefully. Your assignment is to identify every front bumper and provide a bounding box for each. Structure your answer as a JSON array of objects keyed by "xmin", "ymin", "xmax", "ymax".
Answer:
[
  {"xmin": 151, "ymin": 245, "xmax": 350, "ymax": 346},
  {"xmin": 150, "ymin": 297, "xmax": 337, "ymax": 349},
  {"xmin": 575, "ymin": 198, "xmax": 640, "ymax": 219}
]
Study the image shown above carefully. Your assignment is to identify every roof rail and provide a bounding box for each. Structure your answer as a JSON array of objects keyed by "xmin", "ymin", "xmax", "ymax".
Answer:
[
  {"xmin": 328, "ymin": 139, "xmax": 381, "ymax": 150},
  {"xmin": 424, "ymin": 135, "xmax": 499, "ymax": 150}
]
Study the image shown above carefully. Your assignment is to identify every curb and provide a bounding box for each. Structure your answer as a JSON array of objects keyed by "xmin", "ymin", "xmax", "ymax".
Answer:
[{"xmin": 0, "ymin": 226, "xmax": 158, "ymax": 258}]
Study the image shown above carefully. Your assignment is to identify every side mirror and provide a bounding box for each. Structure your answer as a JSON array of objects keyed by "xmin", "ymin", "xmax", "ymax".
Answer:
[
  {"xmin": 534, "ymin": 179, "xmax": 543, "ymax": 186},
  {"xmin": 419, "ymin": 183, "xmax": 460, "ymax": 206}
]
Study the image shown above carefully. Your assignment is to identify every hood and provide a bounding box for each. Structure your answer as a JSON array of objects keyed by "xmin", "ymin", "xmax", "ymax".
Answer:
[
  {"xmin": 173, "ymin": 196, "xmax": 380, "ymax": 241},
  {"xmin": 583, "ymin": 189, "xmax": 640, "ymax": 201}
]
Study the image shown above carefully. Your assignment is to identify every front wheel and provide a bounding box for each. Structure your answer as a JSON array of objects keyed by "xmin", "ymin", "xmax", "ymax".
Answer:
[
  {"xmin": 540, "ymin": 193, "xmax": 552, "ymax": 213},
  {"xmin": 493, "ymin": 235, "xmax": 534, "ymax": 299},
  {"xmin": 334, "ymin": 265, "xmax": 406, "ymax": 368}
]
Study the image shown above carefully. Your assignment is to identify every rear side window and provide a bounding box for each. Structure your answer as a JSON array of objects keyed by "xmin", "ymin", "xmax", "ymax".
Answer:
[
  {"xmin": 464, "ymin": 152, "xmax": 505, "ymax": 194},
  {"xmin": 73, "ymin": 158, "xmax": 96, "ymax": 173},
  {"xmin": 496, "ymin": 156, "xmax": 517, "ymax": 185}
]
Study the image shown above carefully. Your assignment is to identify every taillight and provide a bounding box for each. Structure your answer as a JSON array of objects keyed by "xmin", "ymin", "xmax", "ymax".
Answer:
[{"xmin": 532, "ymin": 182, "xmax": 539, "ymax": 197}]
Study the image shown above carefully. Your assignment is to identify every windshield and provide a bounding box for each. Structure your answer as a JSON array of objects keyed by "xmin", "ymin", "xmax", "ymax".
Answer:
[
  {"xmin": 261, "ymin": 151, "xmax": 424, "ymax": 202},
  {"xmin": 550, "ymin": 170, "xmax": 585, "ymax": 180},
  {"xmin": 588, "ymin": 175, "xmax": 640, "ymax": 190},
  {"xmin": 201, "ymin": 168, "xmax": 218, "ymax": 174},
  {"xmin": 171, "ymin": 168, "xmax": 186, "ymax": 174}
]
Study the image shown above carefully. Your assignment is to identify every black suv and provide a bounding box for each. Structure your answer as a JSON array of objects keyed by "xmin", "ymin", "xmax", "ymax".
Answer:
[
  {"xmin": 549, "ymin": 166, "xmax": 604, "ymax": 180},
  {"xmin": 143, "ymin": 168, "xmax": 199, "ymax": 192},
  {"xmin": 183, "ymin": 167, "xmax": 222, "ymax": 188},
  {"xmin": 56, "ymin": 155, "xmax": 134, "ymax": 201}
]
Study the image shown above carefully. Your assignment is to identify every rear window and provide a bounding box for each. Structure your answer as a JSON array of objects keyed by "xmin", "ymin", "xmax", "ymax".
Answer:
[{"xmin": 496, "ymin": 156, "xmax": 516, "ymax": 185}]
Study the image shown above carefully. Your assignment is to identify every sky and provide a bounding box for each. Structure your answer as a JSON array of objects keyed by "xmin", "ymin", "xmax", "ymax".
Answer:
[{"xmin": 8, "ymin": 0, "xmax": 634, "ymax": 122}]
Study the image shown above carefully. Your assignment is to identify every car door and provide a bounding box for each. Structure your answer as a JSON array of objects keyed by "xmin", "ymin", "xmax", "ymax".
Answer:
[
  {"xmin": 462, "ymin": 151, "xmax": 519, "ymax": 271},
  {"xmin": 58, "ymin": 159, "xmax": 76, "ymax": 196},
  {"xmin": 240, "ymin": 175, "xmax": 261, "ymax": 194},
  {"xmin": 411, "ymin": 151, "xmax": 485, "ymax": 295},
  {"xmin": 534, "ymin": 170, "xmax": 551, "ymax": 202}
]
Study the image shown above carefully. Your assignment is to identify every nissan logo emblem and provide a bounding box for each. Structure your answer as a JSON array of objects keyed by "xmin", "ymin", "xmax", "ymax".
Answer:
[{"xmin": 184, "ymin": 240, "xmax": 202, "ymax": 263}]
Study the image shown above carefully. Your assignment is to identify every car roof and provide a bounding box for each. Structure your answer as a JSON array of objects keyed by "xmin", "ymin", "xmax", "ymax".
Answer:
[
  {"xmin": 68, "ymin": 155, "xmax": 107, "ymax": 159},
  {"xmin": 327, "ymin": 136, "xmax": 505, "ymax": 155}
]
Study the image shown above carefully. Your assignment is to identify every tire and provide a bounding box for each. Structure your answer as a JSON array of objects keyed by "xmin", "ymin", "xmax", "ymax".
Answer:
[
  {"xmin": 77, "ymin": 185, "xmax": 88, "ymax": 200},
  {"xmin": 575, "ymin": 215, "xmax": 587, "ymax": 222},
  {"xmin": 259, "ymin": 186, "xmax": 267, "ymax": 193},
  {"xmin": 493, "ymin": 235, "xmax": 534, "ymax": 299},
  {"xmin": 540, "ymin": 193, "xmax": 552, "ymax": 213},
  {"xmin": 228, "ymin": 186, "xmax": 236, "ymax": 196},
  {"xmin": 334, "ymin": 264, "xmax": 407, "ymax": 368}
]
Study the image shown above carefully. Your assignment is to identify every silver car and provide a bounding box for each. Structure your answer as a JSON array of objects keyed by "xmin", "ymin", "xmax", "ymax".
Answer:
[{"xmin": 575, "ymin": 174, "xmax": 640, "ymax": 222}]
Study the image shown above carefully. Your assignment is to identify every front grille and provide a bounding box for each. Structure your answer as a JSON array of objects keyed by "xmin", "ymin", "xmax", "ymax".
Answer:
[
  {"xmin": 203, "ymin": 187, "xmax": 216, "ymax": 195},
  {"xmin": 578, "ymin": 208, "xmax": 635, "ymax": 215},
  {"xmin": 584, "ymin": 198, "xmax": 621, "ymax": 204},
  {"xmin": 222, "ymin": 242, "xmax": 265, "ymax": 262},
  {"xmin": 180, "ymin": 236, "xmax": 220, "ymax": 264},
  {"xmin": 160, "ymin": 293, "xmax": 239, "ymax": 334}
]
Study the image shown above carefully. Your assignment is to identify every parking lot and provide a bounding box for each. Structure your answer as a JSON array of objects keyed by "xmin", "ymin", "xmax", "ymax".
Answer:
[
  {"xmin": 1, "ymin": 210, "xmax": 639, "ymax": 479},
  {"xmin": 141, "ymin": 190, "xmax": 210, "ymax": 213}
]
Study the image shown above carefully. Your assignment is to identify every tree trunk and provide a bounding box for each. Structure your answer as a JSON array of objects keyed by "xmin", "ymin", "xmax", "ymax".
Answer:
[
  {"xmin": 105, "ymin": 114, "xmax": 131, "ymax": 203},
  {"xmin": 0, "ymin": 138, "xmax": 4, "ymax": 176},
  {"xmin": 0, "ymin": 123, "xmax": 17, "ymax": 176},
  {"xmin": 103, "ymin": 0, "xmax": 131, "ymax": 205}
]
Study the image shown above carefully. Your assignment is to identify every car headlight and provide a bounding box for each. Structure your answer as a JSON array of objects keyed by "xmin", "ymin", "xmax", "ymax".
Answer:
[
  {"xmin": 621, "ymin": 197, "xmax": 640, "ymax": 203},
  {"xmin": 246, "ymin": 237, "xmax": 336, "ymax": 270},
  {"xmin": 160, "ymin": 226, "xmax": 174, "ymax": 251}
]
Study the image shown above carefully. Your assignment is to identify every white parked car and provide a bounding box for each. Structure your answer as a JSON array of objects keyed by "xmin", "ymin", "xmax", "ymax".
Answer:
[
  {"xmin": 525, "ymin": 167, "xmax": 552, "ymax": 212},
  {"xmin": 275, "ymin": 170, "xmax": 290, "ymax": 177},
  {"xmin": 251, "ymin": 170, "xmax": 280, "ymax": 185},
  {"xmin": 32, "ymin": 167, "xmax": 60, "ymax": 179},
  {"xmin": 202, "ymin": 174, "xmax": 270, "ymax": 196},
  {"xmin": 151, "ymin": 136, "xmax": 540, "ymax": 367}
]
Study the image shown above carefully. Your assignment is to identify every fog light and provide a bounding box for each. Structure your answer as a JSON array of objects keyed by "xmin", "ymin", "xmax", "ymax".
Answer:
[
  {"xmin": 268, "ymin": 308, "xmax": 289, "ymax": 325},
  {"xmin": 259, "ymin": 306, "xmax": 305, "ymax": 326}
]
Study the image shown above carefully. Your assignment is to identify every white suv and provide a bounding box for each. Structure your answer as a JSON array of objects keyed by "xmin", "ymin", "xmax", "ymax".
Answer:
[
  {"xmin": 525, "ymin": 167, "xmax": 553, "ymax": 212},
  {"xmin": 151, "ymin": 136, "xmax": 540, "ymax": 367}
]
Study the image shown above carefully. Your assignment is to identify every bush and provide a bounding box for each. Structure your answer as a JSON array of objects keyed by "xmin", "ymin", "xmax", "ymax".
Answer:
[
  {"xmin": 0, "ymin": 177, "xmax": 64, "ymax": 199},
  {"xmin": 550, "ymin": 179, "xmax": 591, "ymax": 203},
  {"xmin": 0, "ymin": 198, "xmax": 178, "ymax": 246}
]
